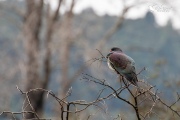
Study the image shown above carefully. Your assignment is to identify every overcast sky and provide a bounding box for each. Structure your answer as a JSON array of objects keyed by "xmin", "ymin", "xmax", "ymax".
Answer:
[{"xmin": 48, "ymin": 0, "xmax": 180, "ymax": 29}]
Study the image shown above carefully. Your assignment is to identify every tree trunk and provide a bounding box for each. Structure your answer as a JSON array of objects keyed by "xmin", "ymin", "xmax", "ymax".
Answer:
[{"xmin": 23, "ymin": 0, "xmax": 44, "ymax": 118}]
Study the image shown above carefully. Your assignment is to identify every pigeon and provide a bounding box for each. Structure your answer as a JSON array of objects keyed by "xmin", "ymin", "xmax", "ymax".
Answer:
[{"xmin": 106, "ymin": 47, "xmax": 138, "ymax": 86}]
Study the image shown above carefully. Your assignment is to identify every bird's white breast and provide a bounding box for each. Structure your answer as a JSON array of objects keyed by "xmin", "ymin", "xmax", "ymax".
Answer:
[{"xmin": 107, "ymin": 59, "xmax": 115, "ymax": 71}]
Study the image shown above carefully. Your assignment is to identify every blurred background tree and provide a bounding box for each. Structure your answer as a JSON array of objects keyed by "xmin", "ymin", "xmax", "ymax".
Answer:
[{"xmin": 0, "ymin": 0, "xmax": 180, "ymax": 119}]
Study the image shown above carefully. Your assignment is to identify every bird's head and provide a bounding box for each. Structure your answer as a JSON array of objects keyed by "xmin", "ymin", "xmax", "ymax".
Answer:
[
  {"xmin": 110, "ymin": 47, "xmax": 122, "ymax": 52},
  {"xmin": 106, "ymin": 47, "xmax": 122, "ymax": 58}
]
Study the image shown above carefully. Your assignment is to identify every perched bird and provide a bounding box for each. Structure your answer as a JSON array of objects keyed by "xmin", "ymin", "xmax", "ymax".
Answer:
[{"xmin": 106, "ymin": 47, "xmax": 138, "ymax": 86}]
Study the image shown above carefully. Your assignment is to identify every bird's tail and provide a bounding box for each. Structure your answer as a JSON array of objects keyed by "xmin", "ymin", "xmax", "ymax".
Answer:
[
  {"xmin": 123, "ymin": 73, "xmax": 142, "ymax": 93},
  {"xmin": 124, "ymin": 72, "xmax": 138, "ymax": 87}
]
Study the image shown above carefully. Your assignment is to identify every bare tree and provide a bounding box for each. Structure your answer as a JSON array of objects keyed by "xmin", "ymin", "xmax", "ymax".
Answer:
[
  {"xmin": 1, "ymin": 60, "xmax": 180, "ymax": 119},
  {"xmin": 20, "ymin": 0, "xmax": 64, "ymax": 118},
  {"xmin": 21, "ymin": 0, "xmax": 80, "ymax": 118}
]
